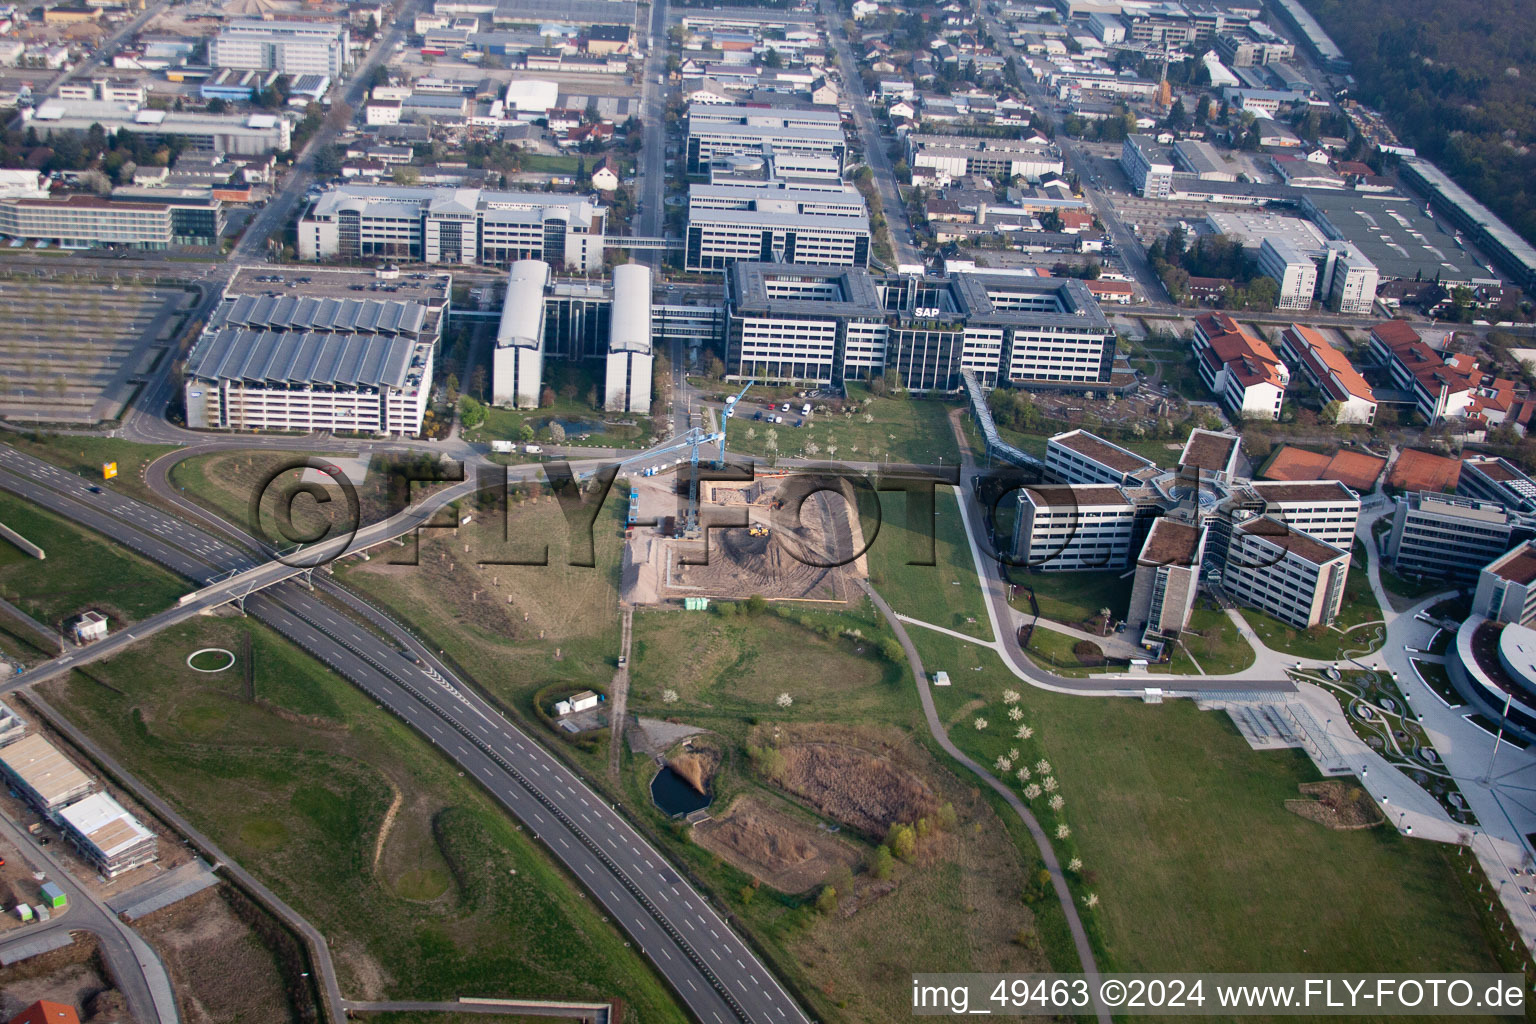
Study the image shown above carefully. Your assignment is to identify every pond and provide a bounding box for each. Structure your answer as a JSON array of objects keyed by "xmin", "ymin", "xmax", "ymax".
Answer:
[
  {"xmin": 551, "ymin": 418, "xmax": 603, "ymax": 436},
  {"xmin": 651, "ymin": 764, "xmax": 711, "ymax": 817}
]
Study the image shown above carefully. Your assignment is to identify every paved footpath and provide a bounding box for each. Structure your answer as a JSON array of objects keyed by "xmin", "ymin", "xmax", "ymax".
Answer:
[{"xmin": 858, "ymin": 579, "xmax": 1112, "ymax": 1024}]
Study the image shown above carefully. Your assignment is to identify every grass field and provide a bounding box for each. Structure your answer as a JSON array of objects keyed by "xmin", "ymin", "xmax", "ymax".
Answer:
[
  {"xmin": 1172, "ymin": 604, "xmax": 1255, "ymax": 676},
  {"xmin": 725, "ymin": 389, "xmax": 961, "ymax": 465},
  {"xmin": 0, "ymin": 490, "xmax": 187, "ymax": 626},
  {"xmin": 43, "ymin": 616, "xmax": 686, "ymax": 1019},
  {"xmin": 1009, "ymin": 568, "xmax": 1130, "ymax": 626},
  {"xmin": 914, "ymin": 631, "xmax": 1511, "ymax": 989},
  {"xmin": 863, "ymin": 487, "xmax": 991, "ymax": 640}
]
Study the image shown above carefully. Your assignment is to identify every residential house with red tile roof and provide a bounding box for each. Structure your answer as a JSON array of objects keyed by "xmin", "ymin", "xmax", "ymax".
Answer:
[
  {"xmin": 1277, "ymin": 323, "xmax": 1375, "ymax": 424},
  {"xmin": 1191, "ymin": 312, "xmax": 1289, "ymax": 421}
]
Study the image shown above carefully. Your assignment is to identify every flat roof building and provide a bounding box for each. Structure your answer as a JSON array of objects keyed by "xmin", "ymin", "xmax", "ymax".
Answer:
[
  {"xmin": 1474, "ymin": 542, "xmax": 1536, "ymax": 627},
  {"xmin": 1460, "ymin": 457, "xmax": 1536, "ymax": 514},
  {"xmin": 0, "ymin": 734, "xmax": 93, "ymax": 819},
  {"xmin": 1120, "ymin": 135, "xmax": 1173, "ymax": 199},
  {"xmin": 1127, "ymin": 517, "xmax": 1205, "ymax": 641},
  {"xmin": 57, "ymin": 792, "xmax": 158, "ymax": 879},
  {"xmin": 298, "ymin": 185, "xmax": 606, "ymax": 273},
  {"xmin": 1180, "ymin": 428, "xmax": 1242, "ymax": 483},
  {"xmin": 1246, "ymin": 479, "xmax": 1360, "ymax": 552},
  {"xmin": 211, "ymin": 20, "xmax": 350, "ymax": 78},
  {"xmin": 1387, "ymin": 491, "xmax": 1526, "ymax": 584},
  {"xmin": 686, "ymin": 114, "xmax": 847, "ymax": 176},
  {"xmin": 1012, "ymin": 483, "xmax": 1139, "ymax": 572},
  {"xmin": 1046, "ymin": 428, "xmax": 1161, "ymax": 486},
  {"xmin": 29, "ymin": 101, "xmax": 291, "ymax": 156},
  {"xmin": 1221, "ymin": 514, "xmax": 1349, "ymax": 629},
  {"xmin": 684, "ymin": 182, "xmax": 870, "ymax": 273}
]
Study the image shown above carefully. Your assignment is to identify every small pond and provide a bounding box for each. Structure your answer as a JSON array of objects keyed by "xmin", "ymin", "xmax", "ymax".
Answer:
[{"xmin": 651, "ymin": 764, "xmax": 711, "ymax": 817}]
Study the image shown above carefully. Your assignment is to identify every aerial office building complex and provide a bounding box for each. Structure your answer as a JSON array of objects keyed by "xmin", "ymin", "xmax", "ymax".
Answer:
[
  {"xmin": 492, "ymin": 260, "xmax": 655, "ymax": 412},
  {"xmin": 684, "ymin": 181, "xmax": 871, "ymax": 272},
  {"xmin": 298, "ymin": 185, "xmax": 607, "ymax": 272},
  {"xmin": 721, "ymin": 263, "xmax": 1117, "ymax": 391},
  {"xmin": 1387, "ymin": 491, "xmax": 1528, "ymax": 584},
  {"xmin": 686, "ymin": 106, "xmax": 847, "ymax": 175},
  {"xmin": 211, "ymin": 20, "xmax": 350, "ymax": 78}
]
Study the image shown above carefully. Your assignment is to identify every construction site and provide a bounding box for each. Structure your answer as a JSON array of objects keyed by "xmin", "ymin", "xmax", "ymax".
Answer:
[{"xmin": 621, "ymin": 472, "xmax": 869, "ymax": 607}]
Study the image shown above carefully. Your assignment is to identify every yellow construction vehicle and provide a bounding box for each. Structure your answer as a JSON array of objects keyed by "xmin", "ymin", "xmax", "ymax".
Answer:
[{"xmin": 748, "ymin": 523, "xmax": 770, "ymax": 537}]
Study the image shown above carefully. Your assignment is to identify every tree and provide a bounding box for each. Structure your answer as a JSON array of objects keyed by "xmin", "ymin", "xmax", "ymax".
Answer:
[
  {"xmin": 868, "ymin": 844, "xmax": 894, "ymax": 880},
  {"xmin": 468, "ymin": 366, "xmax": 487, "ymax": 401},
  {"xmin": 887, "ymin": 822, "xmax": 916, "ymax": 861},
  {"xmin": 458, "ymin": 396, "xmax": 487, "ymax": 430},
  {"xmin": 445, "ymin": 373, "xmax": 460, "ymax": 404},
  {"xmin": 548, "ymin": 421, "xmax": 567, "ymax": 443},
  {"xmin": 584, "ymin": 96, "xmax": 601, "ymax": 122},
  {"xmin": 814, "ymin": 885, "xmax": 838, "ymax": 914},
  {"xmin": 206, "ymin": 97, "xmax": 228, "ymax": 114}
]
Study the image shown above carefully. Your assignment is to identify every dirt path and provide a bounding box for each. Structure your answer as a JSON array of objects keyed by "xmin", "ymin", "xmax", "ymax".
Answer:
[
  {"xmin": 608, "ymin": 606, "xmax": 633, "ymax": 779},
  {"xmin": 372, "ymin": 784, "xmax": 403, "ymax": 871}
]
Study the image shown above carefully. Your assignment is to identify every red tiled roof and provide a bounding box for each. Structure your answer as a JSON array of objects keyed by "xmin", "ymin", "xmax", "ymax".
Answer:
[
  {"xmin": 1282, "ymin": 324, "xmax": 1373, "ymax": 403},
  {"xmin": 1371, "ymin": 320, "xmax": 1422, "ymax": 347}
]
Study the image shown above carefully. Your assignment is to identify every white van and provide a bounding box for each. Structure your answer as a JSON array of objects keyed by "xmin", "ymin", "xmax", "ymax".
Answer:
[{"xmin": 801, "ymin": 403, "xmax": 812, "ymax": 416}]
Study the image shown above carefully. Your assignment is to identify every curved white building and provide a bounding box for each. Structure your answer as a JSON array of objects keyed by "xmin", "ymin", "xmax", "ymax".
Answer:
[
  {"xmin": 605, "ymin": 263, "xmax": 653, "ymax": 413},
  {"xmin": 493, "ymin": 260, "xmax": 550, "ymax": 408}
]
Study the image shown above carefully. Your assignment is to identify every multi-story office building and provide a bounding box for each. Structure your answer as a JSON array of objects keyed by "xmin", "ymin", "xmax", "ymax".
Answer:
[
  {"xmin": 1473, "ymin": 542, "xmax": 1536, "ymax": 626},
  {"xmin": 1191, "ymin": 312, "xmax": 1289, "ymax": 421},
  {"xmin": 686, "ymin": 110, "xmax": 846, "ymax": 175},
  {"xmin": 1120, "ymin": 135, "xmax": 1173, "ymax": 199},
  {"xmin": 1246, "ymin": 480, "xmax": 1360, "ymax": 551},
  {"xmin": 1046, "ymin": 429, "xmax": 1160, "ymax": 486},
  {"xmin": 724, "ymin": 262, "xmax": 886, "ymax": 384},
  {"xmin": 298, "ymin": 185, "xmax": 606, "ymax": 272},
  {"xmin": 684, "ymin": 182, "xmax": 870, "ymax": 272},
  {"xmin": 211, "ymin": 20, "xmax": 350, "ymax": 78},
  {"xmin": 1011, "ymin": 484, "xmax": 1139, "ymax": 571},
  {"xmin": 604, "ymin": 264, "xmax": 654, "ymax": 414},
  {"xmin": 0, "ymin": 194, "xmax": 225, "ymax": 249},
  {"xmin": 29, "ymin": 101, "xmax": 291, "ymax": 155},
  {"xmin": 1214, "ymin": 29, "xmax": 1294, "ymax": 67},
  {"xmin": 720, "ymin": 263, "xmax": 1116, "ymax": 391},
  {"xmin": 1221, "ymin": 514, "xmax": 1349, "ymax": 629},
  {"xmin": 1127, "ymin": 517, "xmax": 1205, "ymax": 641},
  {"xmin": 687, "ymin": 104, "xmax": 842, "ymax": 133},
  {"xmin": 1387, "ymin": 491, "xmax": 1527, "ymax": 583},
  {"xmin": 1460, "ymin": 457, "xmax": 1536, "ymax": 514},
  {"xmin": 1179, "ymin": 428, "xmax": 1242, "ymax": 483},
  {"xmin": 1258, "ymin": 236, "xmax": 1318, "ymax": 311},
  {"xmin": 905, "ymin": 135, "xmax": 1065, "ymax": 184},
  {"xmin": 492, "ymin": 260, "xmax": 656, "ymax": 411},
  {"xmin": 1277, "ymin": 324, "xmax": 1375, "ymax": 424}
]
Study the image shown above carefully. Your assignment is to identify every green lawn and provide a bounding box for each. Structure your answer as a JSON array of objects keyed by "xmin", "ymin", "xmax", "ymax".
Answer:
[
  {"xmin": 1023, "ymin": 623, "xmax": 1120, "ymax": 677},
  {"xmin": 1009, "ymin": 568, "xmax": 1130, "ymax": 626},
  {"xmin": 0, "ymin": 490, "xmax": 188, "ymax": 627},
  {"xmin": 1172, "ymin": 605, "xmax": 1255, "ymax": 676},
  {"xmin": 43, "ymin": 617, "xmax": 686, "ymax": 1020},
  {"xmin": 1379, "ymin": 564, "xmax": 1452, "ymax": 611},
  {"xmin": 913, "ymin": 631, "xmax": 1511, "ymax": 986},
  {"xmin": 1236, "ymin": 541, "xmax": 1383, "ymax": 661},
  {"xmin": 864, "ymin": 487, "xmax": 991, "ymax": 640},
  {"xmin": 725, "ymin": 387, "xmax": 960, "ymax": 465},
  {"xmin": 463, "ymin": 363, "xmax": 653, "ymax": 449}
]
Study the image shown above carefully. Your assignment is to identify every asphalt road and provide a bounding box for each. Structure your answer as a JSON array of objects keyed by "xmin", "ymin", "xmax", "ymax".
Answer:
[
  {"xmin": 634, "ymin": 0, "xmax": 670, "ymax": 266},
  {"xmin": 0, "ymin": 445, "xmax": 810, "ymax": 1024},
  {"xmin": 821, "ymin": 0, "xmax": 919, "ymax": 268},
  {"xmin": 0, "ymin": 808, "xmax": 177, "ymax": 1024}
]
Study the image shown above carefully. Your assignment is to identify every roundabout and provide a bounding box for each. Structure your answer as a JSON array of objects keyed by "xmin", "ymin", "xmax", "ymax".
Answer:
[{"xmin": 187, "ymin": 648, "xmax": 236, "ymax": 673}]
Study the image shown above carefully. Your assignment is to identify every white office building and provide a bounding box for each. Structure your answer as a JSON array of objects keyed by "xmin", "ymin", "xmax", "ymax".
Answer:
[
  {"xmin": 1011, "ymin": 484, "xmax": 1139, "ymax": 571},
  {"xmin": 299, "ymin": 185, "xmax": 606, "ymax": 272},
  {"xmin": 57, "ymin": 792, "xmax": 158, "ymax": 879},
  {"xmin": 211, "ymin": 20, "xmax": 350, "ymax": 78},
  {"xmin": 493, "ymin": 260, "xmax": 550, "ymax": 408},
  {"xmin": 686, "ymin": 114, "xmax": 846, "ymax": 175},
  {"xmin": 605, "ymin": 264, "xmax": 654, "ymax": 414},
  {"xmin": 1120, "ymin": 135, "xmax": 1173, "ymax": 199},
  {"xmin": 905, "ymin": 134, "xmax": 1065, "ymax": 184},
  {"xmin": 685, "ymin": 183, "xmax": 870, "ymax": 272},
  {"xmin": 1247, "ymin": 480, "xmax": 1360, "ymax": 551},
  {"xmin": 1221, "ymin": 514, "xmax": 1349, "ymax": 629},
  {"xmin": 1258, "ymin": 236, "xmax": 1318, "ymax": 311},
  {"xmin": 1046, "ymin": 429, "xmax": 1160, "ymax": 486},
  {"xmin": 1387, "ymin": 492, "xmax": 1526, "ymax": 584}
]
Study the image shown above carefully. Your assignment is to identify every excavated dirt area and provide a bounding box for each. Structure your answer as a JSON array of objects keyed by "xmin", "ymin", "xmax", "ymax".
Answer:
[
  {"xmin": 770, "ymin": 741, "xmax": 942, "ymax": 838},
  {"xmin": 658, "ymin": 489, "xmax": 864, "ymax": 604},
  {"xmin": 694, "ymin": 795, "xmax": 861, "ymax": 893}
]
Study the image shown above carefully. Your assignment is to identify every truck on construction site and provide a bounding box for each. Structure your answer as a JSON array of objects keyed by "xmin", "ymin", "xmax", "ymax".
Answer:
[{"xmin": 490, "ymin": 441, "xmax": 514, "ymax": 453}]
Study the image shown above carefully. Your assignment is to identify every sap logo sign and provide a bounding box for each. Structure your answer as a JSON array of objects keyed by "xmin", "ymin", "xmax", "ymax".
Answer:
[{"xmin": 914, "ymin": 306, "xmax": 940, "ymax": 318}]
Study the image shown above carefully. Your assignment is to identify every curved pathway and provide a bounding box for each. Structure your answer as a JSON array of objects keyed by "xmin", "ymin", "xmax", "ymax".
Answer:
[{"xmin": 858, "ymin": 579, "xmax": 1111, "ymax": 1024}]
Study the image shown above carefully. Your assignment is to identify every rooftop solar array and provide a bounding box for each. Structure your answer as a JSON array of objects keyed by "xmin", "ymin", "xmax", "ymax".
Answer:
[
  {"xmin": 187, "ymin": 329, "xmax": 420, "ymax": 390},
  {"xmin": 214, "ymin": 294, "xmax": 429, "ymax": 336}
]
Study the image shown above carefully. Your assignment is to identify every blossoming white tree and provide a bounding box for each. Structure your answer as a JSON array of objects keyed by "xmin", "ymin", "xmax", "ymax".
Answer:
[
  {"xmin": 1008, "ymin": 706, "xmax": 1024, "ymax": 721},
  {"xmin": 1042, "ymin": 776, "xmax": 1059, "ymax": 793},
  {"xmin": 1035, "ymin": 759, "xmax": 1051, "ymax": 774},
  {"xmin": 1068, "ymin": 857, "xmax": 1082, "ymax": 873},
  {"xmin": 974, "ymin": 716, "xmax": 988, "ymax": 731},
  {"xmin": 1016, "ymin": 724, "xmax": 1033, "ymax": 740},
  {"xmin": 1049, "ymin": 794, "xmax": 1064, "ymax": 812},
  {"xmin": 1084, "ymin": 892, "xmax": 1099, "ymax": 908},
  {"xmin": 1002, "ymin": 689, "xmax": 1020, "ymax": 704},
  {"xmin": 662, "ymin": 688, "xmax": 679, "ymax": 704},
  {"xmin": 1055, "ymin": 823, "xmax": 1071, "ymax": 839},
  {"xmin": 776, "ymin": 692, "xmax": 793, "ymax": 708},
  {"xmin": 1023, "ymin": 783, "xmax": 1041, "ymax": 800}
]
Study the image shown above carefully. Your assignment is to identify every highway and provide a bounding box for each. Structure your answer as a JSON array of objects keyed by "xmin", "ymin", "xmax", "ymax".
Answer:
[{"xmin": 0, "ymin": 445, "xmax": 811, "ymax": 1024}]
